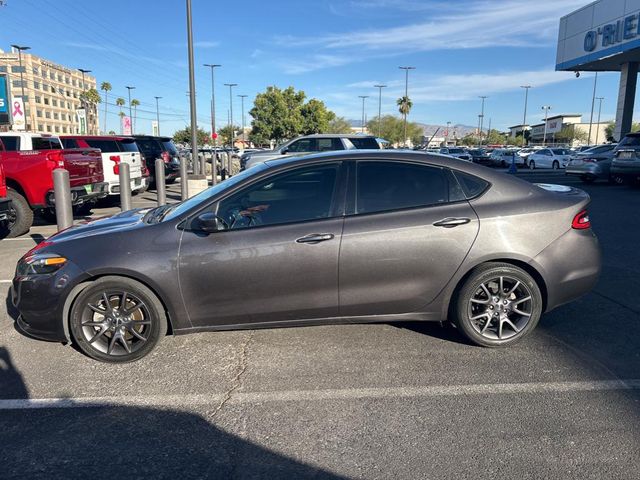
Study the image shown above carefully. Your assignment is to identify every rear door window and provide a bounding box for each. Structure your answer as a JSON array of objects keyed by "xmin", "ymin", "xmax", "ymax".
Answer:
[
  {"xmin": 316, "ymin": 138, "xmax": 342, "ymax": 152},
  {"xmin": 61, "ymin": 138, "xmax": 78, "ymax": 149},
  {"xmin": 118, "ymin": 139, "xmax": 139, "ymax": 152},
  {"xmin": 0, "ymin": 136, "xmax": 20, "ymax": 151},
  {"xmin": 287, "ymin": 138, "xmax": 315, "ymax": 153},
  {"xmin": 32, "ymin": 136, "xmax": 63, "ymax": 150},
  {"xmin": 355, "ymin": 161, "xmax": 449, "ymax": 214},
  {"xmin": 349, "ymin": 137, "xmax": 379, "ymax": 149},
  {"xmin": 84, "ymin": 139, "xmax": 119, "ymax": 153},
  {"xmin": 160, "ymin": 139, "xmax": 178, "ymax": 155}
]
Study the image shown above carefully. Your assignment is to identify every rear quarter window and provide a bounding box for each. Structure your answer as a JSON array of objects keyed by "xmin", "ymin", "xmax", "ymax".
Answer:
[
  {"xmin": 452, "ymin": 171, "xmax": 489, "ymax": 199},
  {"xmin": 349, "ymin": 137, "xmax": 379, "ymax": 149},
  {"xmin": 85, "ymin": 139, "xmax": 119, "ymax": 152},
  {"xmin": 118, "ymin": 140, "xmax": 139, "ymax": 152},
  {"xmin": 61, "ymin": 138, "xmax": 78, "ymax": 149},
  {"xmin": 0, "ymin": 136, "xmax": 20, "ymax": 151}
]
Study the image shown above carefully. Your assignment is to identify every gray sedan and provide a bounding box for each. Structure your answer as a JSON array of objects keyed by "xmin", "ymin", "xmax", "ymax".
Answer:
[
  {"xmin": 12, "ymin": 151, "xmax": 601, "ymax": 362},
  {"xmin": 565, "ymin": 144, "xmax": 622, "ymax": 184}
]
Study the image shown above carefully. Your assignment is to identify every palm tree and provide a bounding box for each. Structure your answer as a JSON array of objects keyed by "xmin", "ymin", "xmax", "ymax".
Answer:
[
  {"xmin": 397, "ymin": 96, "xmax": 413, "ymax": 146},
  {"xmin": 130, "ymin": 99, "xmax": 140, "ymax": 134},
  {"xmin": 100, "ymin": 82, "xmax": 112, "ymax": 134},
  {"xmin": 116, "ymin": 97, "xmax": 125, "ymax": 114}
]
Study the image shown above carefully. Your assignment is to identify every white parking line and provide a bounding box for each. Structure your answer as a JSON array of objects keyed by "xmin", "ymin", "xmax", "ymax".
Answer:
[{"xmin": 1, "ymin": 379, "xmax": 639, "ymax": 410}]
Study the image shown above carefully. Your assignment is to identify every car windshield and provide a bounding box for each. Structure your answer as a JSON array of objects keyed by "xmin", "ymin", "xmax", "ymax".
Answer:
[
  {"xmin": 552, "ymin": 149, "xmax": 566, "ymax": 155},
  {"xmin": 161, "ymin": 139, "xmax": 178, "ymax": 155},
  {"xmin": 448, "ymin": 148, "xmax": 464, "ymax": 153},
  {"xmin": 158, "ymin": 163, "xmax": 269, "ymax": 223},
  {"xmin": 617, "ymin": 135, "xmax": 640, "ymax": 147}
]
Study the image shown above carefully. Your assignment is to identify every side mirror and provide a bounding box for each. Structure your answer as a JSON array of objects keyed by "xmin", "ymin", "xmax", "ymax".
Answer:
[
  {"xmin": 192, "ymin": 212, "xmax": 226, "ymax": 233},
  {"xmin": 280, "ymin": 147, "xmax": 289, "ymax": 154}
]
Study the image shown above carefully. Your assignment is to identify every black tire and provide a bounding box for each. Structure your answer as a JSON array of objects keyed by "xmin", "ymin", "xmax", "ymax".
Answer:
[
  {"xmin": 609, "ymin": 174, "xmax": 624, "ymax": 185},
  {"xmin": 166, "ymin": 178, "xmax": 176, "ymax": 185},
  {"xmin": 580, "ymin": 175, "xmax": 595, "ymax": 184},
  {"xmin": 552, "ymin": 160, "xmax": 560, "ymax": 170},
  {"xmin": 73, "ymin": 203, "xmax": 93, "ymax": 216},
  {"xmin": 452, "ymin": 263, "xmax": 543, "ymax": 347},
  {"xmin": 528, "ymin": 160, "xmax": 535, "ymax": 170},
  {"xmin": 500, "ymin": 160, "xmax": 507, "ymax": 168},
  {"xmin": 69, "ymin": 276, "xmax": 167, "ymax": 363},
  {"xmin": 1, "ymin": 188, "xmax": 33, "ymax": 238},
  {"xmin": 38, "ymin": 208, "xmax": 57, "ymax": 225}
]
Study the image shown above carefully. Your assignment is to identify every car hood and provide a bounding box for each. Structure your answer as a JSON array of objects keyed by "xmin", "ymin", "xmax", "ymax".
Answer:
[{"xmin": 44, "ymin": 208, "xmax": 149, "ymax": 245}]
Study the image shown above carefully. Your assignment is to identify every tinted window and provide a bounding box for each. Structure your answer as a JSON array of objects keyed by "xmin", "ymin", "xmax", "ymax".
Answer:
[
  {"xmin": 349, "ymin": 137, "xmax": 379, "ymax": 149},
  {"xmin": 160, "ymin": 139, "xmax": 178, "ymax": 155},
  {"xmin": 135, "ymin": 138, "xmax": 162, "ymax": 156},
  {"xmin": 448, "ymin": 148, "xmax": 464, "ymax": 154},
  {"xmin": 618, "ymin": 135, "xmax": 640, "ymax": 147},
  {"xmin": 584, "ymin": 145, "xmax": 613, "ymax": 154},
  {"xmin": 316, "ymin": 138, "xmax": 342, "ymax": 152},
  {"xmin": 217, "ymin": 164, "xmax": 339, "ymax": 229},
  {"xmin": 0, "ymin": 136, "xmax": 20, "ymax": 151},
  {"xmin": 32, "ymin": 137, "xmax": 63, "ymax": 150},
  {"xmin": 85, "ymin": 139, "xmax": 119, "ymax": 152},
  {"xmin": 356, "ymin": 161, "xmax": 448, "ymax": 214},
  {"xmin": 119, "ymin": 139, "xmax": 139, "ymax": 152},
  {"xmin": 61, "ymin": 138, "xmax": 78, "ymax": 149},
  {"xmin": 452, "ymin": 171, "xmax": 489, "ymax": 199},
  {"xmin": 551, "ymin": 148, "xmax": 566, "ymax": 155},
  {"xmin": 287, "ymin": 139, "xmax": 315, "ymax": 152}
]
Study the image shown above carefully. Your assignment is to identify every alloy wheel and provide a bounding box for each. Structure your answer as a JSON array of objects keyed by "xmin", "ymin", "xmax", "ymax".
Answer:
[
  {"xmin": 467, "ymin": 276, "xmax": 533, "ymax": 341},
  {"xmin": 79, "ymin": 290, "xmax": 152, "ymax": 356}
]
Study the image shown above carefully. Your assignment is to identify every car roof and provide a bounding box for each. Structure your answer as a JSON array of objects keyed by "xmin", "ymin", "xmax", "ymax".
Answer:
[
  {"xmin": 60, "ymin": 135, "xmax": 134, "ymax": 141},
  {"xmin": 294, "ymin": 134, "xmax": 377, "ymax": 139}
]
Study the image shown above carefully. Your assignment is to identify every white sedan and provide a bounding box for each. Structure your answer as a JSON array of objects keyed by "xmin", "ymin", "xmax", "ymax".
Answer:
[{"xmin": 527, "ymin": 148, "xmax": 572, "ymax": 170}]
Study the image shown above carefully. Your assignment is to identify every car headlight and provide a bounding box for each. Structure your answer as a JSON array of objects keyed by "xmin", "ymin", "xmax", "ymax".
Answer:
[{"xmin": 17, "ymin": 253, "xmax": 67, "ymax": 276}]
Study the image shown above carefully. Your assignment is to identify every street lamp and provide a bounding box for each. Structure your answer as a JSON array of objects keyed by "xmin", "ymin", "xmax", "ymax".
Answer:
[
  {"xmin": 446, "ymin": 121, "xmax": 451, "ymax": 144},
  {"xmin": 11, "ymin": 45, "xmax": 30, "ymax": 104},
  {"xmin": 595, "ymin": 97, "xmax": 604, "ymax": 144},
  {"xmin": 520, "ymin": 86, "xmax": 531, "ymax": 147},
  {"xmin": 542, "ymin": 105, "xmax": 552, "ymax": 146},
  {"xmin": 154, "ymin": 96, "xmax": 162, "ymax": 135},
  {"xmin": 203, "ymin": 64, "xmax": 221, "ymax": 184},
  {"xmin": 588, "ymin": 72, "xmax": 598, "ymax": 145},
  {"xmin": 478, "ymin": 96, "xmax": 488, "ymax": 146},
  {"xmin": 78, "ymin": 69, "xmax": 92, "ymax": 133},
  {"xmin": 358, "ymin": 95, "xmax": 368, "ymax": 133},
  {"xmin": 399, "ymin": 66, "xmax": 415, "ymax": 147},
  {"xmin": 125, "ymin": 85, "xmax": 135, "ymax": 128},
  {"xmin": 238, "ymin": 94, "xmax": 248, "ymax": 146},
  {"xmin": 373, "ymin": 84, "xmax": 386, "ymax": 138},
  {"xmin": 224, "ymin": 83, "xmax": 237, "ymax": 155}
]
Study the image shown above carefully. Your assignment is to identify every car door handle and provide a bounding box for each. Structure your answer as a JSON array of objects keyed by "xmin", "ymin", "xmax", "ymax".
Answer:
[
  {"xmin": 296, "ymin": 233, "xmax": 335, "ymax": 244},
  {"xmin": 433, "ymin": 217, "xmax": 471, "ymax": 228}
]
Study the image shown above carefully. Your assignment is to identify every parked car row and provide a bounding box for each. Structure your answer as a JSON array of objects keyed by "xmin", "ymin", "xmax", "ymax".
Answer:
[{"xmin": 0, "ymin": 132, "xmax": 181, "ymax": 238}]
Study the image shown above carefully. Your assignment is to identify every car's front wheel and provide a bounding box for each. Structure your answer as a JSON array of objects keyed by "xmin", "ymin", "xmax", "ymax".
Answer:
[
  {"xmin": 452, "ymin": 263, "xmax": 542, "ymax": 347},
  {"xmin": 552, "ymin": 160, "xmax": 560, "ymax": 170},
  {"xmin": 69, "ymin": 276, "xmax": 167, "ymax": 363},
  {"xmin": 528, "ymin": 160, "xmax": 536, "ymax": 170}
]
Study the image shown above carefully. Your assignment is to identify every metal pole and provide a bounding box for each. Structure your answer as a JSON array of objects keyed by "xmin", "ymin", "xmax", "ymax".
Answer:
[
  {"xmin": 595, "ymin": 97, "xmax": 604, "ymax": 145},
  {"xmin": 358, "ymin": 95, "xmax": 368, "ymax": 133},
  {"xmin": 155, "ymin": 158, "xmax": 166, "ymax": 206},
  {"xmin": 521, "ymin": 86, "xmax": 531, "ymax": 147},
  {"xmin": 204, "ymin": 64, "xmax": 221, "ymax": 185},
  {"xmin": 238, "ymin": 94, "xmax": 248, "ymax": 145},
  {"xmin": 588, "ymin": 72, "xmax": 598, "ymax": 145},
  {"xmin": 224, "ymin": 83, "xmax": 237, "ymax": 176},
  {"xmin": 399, "ymin": 67, "xmax": 415, "ymax": 147},
  {"xmin": 119, "ymin": 162, "xmax": 132, "ymax": 211},
  {"xmin": 125, "ymin": 86, "xmax": 135, "ymax": 126},
  {"xmin": 374, "ymin": 84, "xmax": 386, "ymax": 138},
  {"xmin": 154, "ymin": 96, "xmax": 162, "ymax": 135},
  {"xmin": 542, "ymin": 106, "xmax": 551, "ymax": 146},
  {"xmin": 479, "ymin": 96, "xmax": 487, "ymax": 146},
  {"xmin": 185, "ymin": 0, "xmax": 199, "ymax": 198},
  {"xmin": 52, "ymin": 169, "xmax": 73, "ymax": 231}
]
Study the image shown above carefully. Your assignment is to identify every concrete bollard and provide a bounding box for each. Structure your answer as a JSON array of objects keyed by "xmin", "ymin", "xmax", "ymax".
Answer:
[
  {"xmin": 211, "ymin": 148, "xmax": 218, "ymax": 186},
  {"xmin": 227, "ymin": 151, "xmax": 233, "ymax": 177},
  {"xmin": 52, "ymin": 168, "xmax": 73, "ymax": 231},
  {"xmin": 119, "ymin": 162, "xmax": 132, "ymax": 212},
  {"xmin": 155, "ymin": 158, "xmax": 166, "ymax": 206}
]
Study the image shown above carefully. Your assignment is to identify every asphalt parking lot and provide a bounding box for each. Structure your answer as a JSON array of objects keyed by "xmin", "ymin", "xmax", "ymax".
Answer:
[{"xmin": 1, "ymin": 170, "xmax": 639, "ymax": 479}]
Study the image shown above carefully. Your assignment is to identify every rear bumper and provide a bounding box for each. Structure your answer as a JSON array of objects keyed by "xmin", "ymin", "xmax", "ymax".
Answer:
[
  {"xmin": 611, "ymin": 161, "xmax": 640, "ymax": 179},
  {"xmin": 45, "ymin": 182, "xmax": 109, "ymax": 207},
  {"xmin": 565, "ymin": 163, "xmax": 605, "ymax": 177},
  {"xmin": 107, "ymin": 176, "xmax": 146, "ymax": 195},
  {"xmin": 532, "ymin": 228, "xmax": 601, "ymax": 312},
  {"xmin": 0, "ymin": 198, "xmax": 12, "ymax": 222}
]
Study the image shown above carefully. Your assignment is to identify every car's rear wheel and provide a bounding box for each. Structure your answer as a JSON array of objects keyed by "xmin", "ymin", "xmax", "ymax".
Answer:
[
  {"xmin": 1, "ymin": 188, "xmax": 33, "ymax": 238},
  {"xmin": 69, "ymin": 276, "xmax": 167, "ymax": 363},
  {"xmin": 552, "ymin": 160, "xmax": 560, "ymax": 170},
  {"xmin": 528, "ymin": 160, "xmax": 535, "ymax": 170},
  {"xmin": 452, "ymin": 263, "xmax": 543, "ymax": 347}
]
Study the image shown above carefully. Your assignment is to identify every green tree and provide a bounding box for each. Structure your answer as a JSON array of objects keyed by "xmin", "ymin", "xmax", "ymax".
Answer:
[
  {"xmin": 326, "ymin": 116, "xmax": 353, "ymax": 134},
  {"xmin": 115, "ymin": 97, "xmax": 125, "ymax": 115},
  {"xmin": 217, "ymin": 124, "xmax": 242, "ymax": 146},
  {"xmin": 250, "ymin": 86, "xmax": 305, "ymax": 143},
  {"xmin": 130, "ymin": 99, "xmax": 140, "ymax": 134},
  {"xmin": 80, "ymin": 88, "xmax": 101, "ymax": 104},
  {"xmin": 100, "ymin": 81, "xmax": 112, "ymax": 134},
  {"xmin": 173, "ymin": 126, "xmax": 210, "ymax": 146},
  {"xmin": 396, "ymin": 96, "xmax": 413, "ymax": 117},
  {"xmin": 556, "ymin": 125, "xmax": 588, "ymax": 144},
  {"xmin": 300, "ymin": 98, "xmax": 335, "ymax": 134},
  {"xmin": 604, "ymin": 120, "xmax": 640, "ymax": 142},
  {"xmin": 366, "ymin": 115, "xmax": 422, "ymax": 145}
]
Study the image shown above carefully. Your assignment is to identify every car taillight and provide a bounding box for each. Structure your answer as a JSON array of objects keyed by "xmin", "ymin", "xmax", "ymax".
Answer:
[
  {"xmin": 110, "ymin": 155, "xmax": 121, "ymax": 175},
  {"xmin": 140, "ymin": 158, "xmax": 149, "ymax": 176},
  {"xmin": 0, "ymin": 165, "xmax": 6, "ymax": 197},
  {"xmin": 45, "ymin": 151, "xmax": 65, "ymax": 169},
  {"xmin": 582, "ymin": 158, "xmax": 597, "ymax": 163},
  {"xmin": 161, "ymin": 151, "xmax": 171, "ymax": 163},
  {"xmin": 572, "ymin": 210, "xmax": 591, "ymax": 230}
]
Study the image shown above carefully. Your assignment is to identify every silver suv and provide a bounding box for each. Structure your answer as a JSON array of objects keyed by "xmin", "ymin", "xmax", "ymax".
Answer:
[{"xmin": 241, "ymin": 134, "xmax": 380, "ymax": 170}]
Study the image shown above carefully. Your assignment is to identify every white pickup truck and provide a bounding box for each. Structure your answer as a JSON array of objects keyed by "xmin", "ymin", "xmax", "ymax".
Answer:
[{"xmin": 60, "ymin": 135, "xmax": 146, "ymax": 197}]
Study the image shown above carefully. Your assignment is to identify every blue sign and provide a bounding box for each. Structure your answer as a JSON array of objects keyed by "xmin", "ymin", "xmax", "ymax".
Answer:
[
  {"xmin": 584, "ymin": 13, "xmax": 640, "ymax": 52},
  {"xmin": 0, "ymin": 74, "xmax": 9, "ymax": 125}
]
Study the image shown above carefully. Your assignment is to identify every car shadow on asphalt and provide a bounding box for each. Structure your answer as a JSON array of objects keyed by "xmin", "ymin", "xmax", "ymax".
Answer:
[{"xmin": 0, "ymin": 345, "xmax": 347, "ymax": 479}]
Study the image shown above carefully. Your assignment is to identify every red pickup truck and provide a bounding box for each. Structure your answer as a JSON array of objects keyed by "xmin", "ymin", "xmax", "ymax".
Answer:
[{"xmin": 0, "ymin": 133, "xmax": 108, "ymax": 237}]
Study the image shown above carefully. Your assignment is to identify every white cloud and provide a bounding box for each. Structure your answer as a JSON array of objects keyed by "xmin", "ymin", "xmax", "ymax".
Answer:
[{"xmin": 281, "ymin": 54, "xmax": 353, "ymax": 74}]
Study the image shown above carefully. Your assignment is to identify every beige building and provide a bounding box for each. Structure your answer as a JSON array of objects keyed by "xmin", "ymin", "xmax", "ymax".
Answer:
[{"xmin": 0, "ymin": 47, "xmax": 99, "ymax": 135}]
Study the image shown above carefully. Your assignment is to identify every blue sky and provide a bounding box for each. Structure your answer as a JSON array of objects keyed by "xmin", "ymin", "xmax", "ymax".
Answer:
[{"xmin": 1, "ymin": 0, "xmax": 633, "ymax": 135}]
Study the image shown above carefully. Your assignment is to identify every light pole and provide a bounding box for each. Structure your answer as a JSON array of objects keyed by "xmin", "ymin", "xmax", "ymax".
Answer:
[
  {"xmin": 78, "ymin": 68, "xmax": 92, "ymax": 133},
  {"xmin": 542, "ymin": 105, "xmax": 552, "ymax": 146},
  {"xmin": 520, "ymin": 85, "xmax": 531, "ymax": 147},
  {"xmin": 125, "ymin": 85, "xmax": 135, "ymax": 128},
  {"xmin": 446, "ymin": 121, "xmax": 451, "ymax": 144},
  {"xmin": 478, "ymin": 96, "xmax": 488, "ymax": 146},
  {"xmin": 374, "ymin": 84, "xmax": 386, "ymax": 138},
  {"xmin": 154, "ymin": 96, "xmax": 162, "ymax": 135},
  {"xmin": 588, "ymin": 72, "xmax": 598, "ymax": 145},
  {"xmin": 595, "ymin": 97, "xmax": 604, "ymax": 144},
  {"xmin": 224, "ymin": 83, "xmax": 237, "ymax": 150},
  {"xmin": 399, "ymin": 66, "xmax": 415, "ymax": 147},
  {"xmin": 203, "ymin": 64, "xmax": 221, "ymax": 143},
  {"xmin": 358, "ymin": 95, "xmax": 368, "ymax": 133},
  {"xmin": 11, "ymin": 44, "xmax": 30, "ymax": 105},
  {"xmin": 185, "ymin": 0, "xmax": 199, "ymax": 194},
  {"xmin": 238, "ymin": 94, "xmax": 248, "ymax": 146},
  {"xmin": 477, "ymin": 115, "xmax": 482, "ymax": 146}
]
